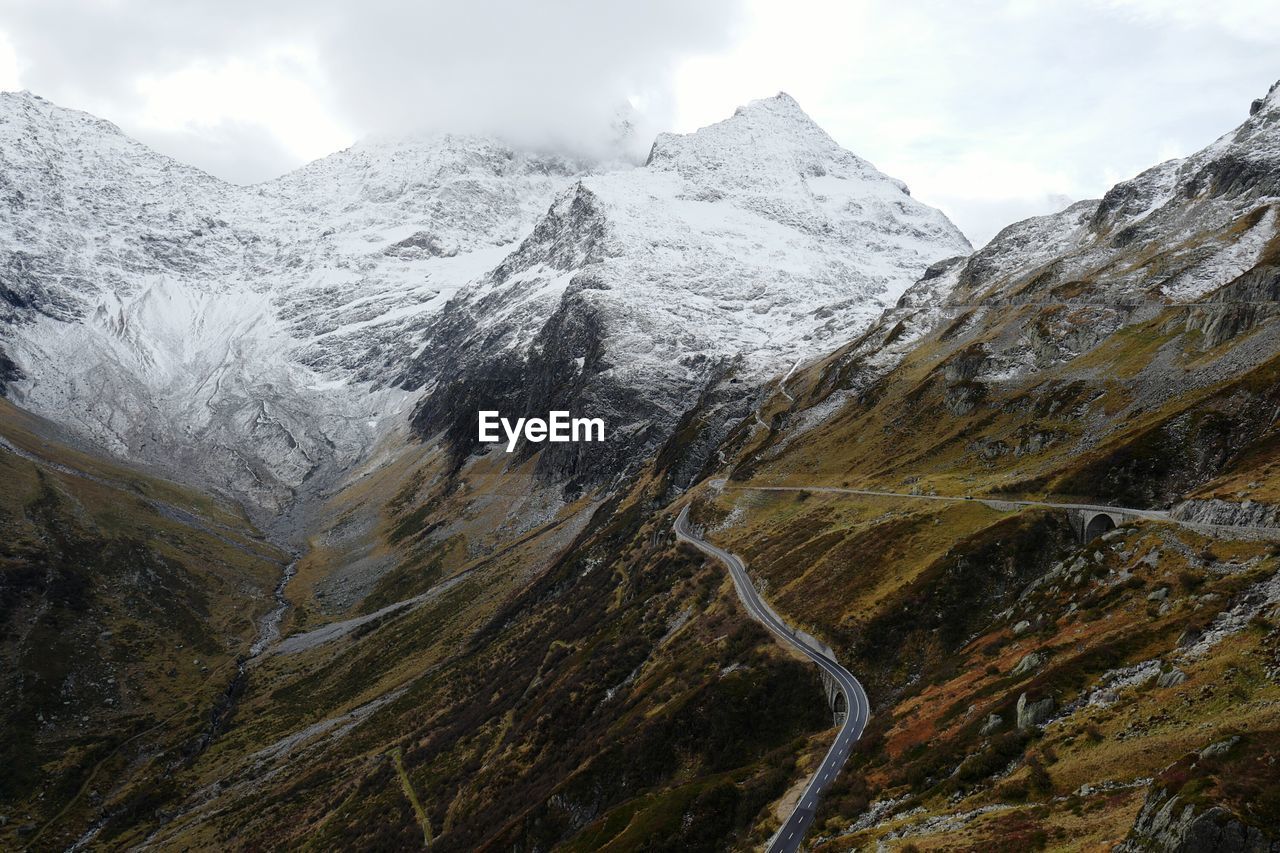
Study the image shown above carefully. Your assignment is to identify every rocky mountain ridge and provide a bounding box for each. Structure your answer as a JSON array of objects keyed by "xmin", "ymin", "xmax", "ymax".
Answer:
[
  {"xmin": 396, "ymin": 93, "xmax": 969, "ymax": 489},
  {"xmin": 757, "ymin": 77, "xmax": 1280, "ymax": 503},
  {"xmin": 0, "ymin": 90, "xmax": 968, "ymax": 513}
]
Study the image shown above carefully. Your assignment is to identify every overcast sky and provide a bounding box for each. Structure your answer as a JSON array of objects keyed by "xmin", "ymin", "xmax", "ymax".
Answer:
[{"xmin": 1, "ymin": 0, "xmax": 1277, "ymax": 245}]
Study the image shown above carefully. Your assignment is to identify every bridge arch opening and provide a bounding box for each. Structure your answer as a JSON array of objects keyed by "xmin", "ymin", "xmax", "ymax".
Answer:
[{"xmin": 1084, "ymin": 513, "xmax": 1116, "ymax": 541}]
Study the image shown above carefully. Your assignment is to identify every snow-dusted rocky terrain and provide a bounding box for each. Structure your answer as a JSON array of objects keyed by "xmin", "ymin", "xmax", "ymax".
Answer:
[
  {"xmin": 943, "ymin": 79, "xmax": 1280, "ymax": 310},
  {"xmin": 806, "ymin": 78, "xmax": 1280, "ymax": 416},
  {"xmin": 398, "ymin": 94, "xmax": 970, "ymax": 487},
  {"xmin": 0, "ymin": 90, "xmax": 969, "ymax": 509}
]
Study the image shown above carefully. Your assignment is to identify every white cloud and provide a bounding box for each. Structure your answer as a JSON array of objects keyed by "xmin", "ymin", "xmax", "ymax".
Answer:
[
  {"xmin": 131, "ymin": 47, "xmax": 352, "ymax": 171},
  {"xmin": 0, "ymin": 31, "xmax": 19, "ymax": 90},
  {"xmin": 670, "ymin": 0, "xmax": 1280, "ymax": 244},
  {"xmin": 0, "ymin": 0, "xmax": 741, "ymax": 180},
  {"xmin": 0, "ymin": 0, "xmax": 1276, "ymax": 241}
]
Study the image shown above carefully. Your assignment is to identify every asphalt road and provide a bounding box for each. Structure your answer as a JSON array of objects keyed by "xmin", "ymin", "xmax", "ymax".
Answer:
[
  {"xmin": 724, "ymin": 484, "xmax": 1280, "ymax": 539},
  {"xmin": 674, "ymin": 507, "xmax": 869, "ymax": 853},
  {"xmin": 670, "ymin": 481, "xmax": 1276, "ymax": 850},
  {"xmin": 724, "ymin": 483, "xmax": 1171, "ymax": 520}
]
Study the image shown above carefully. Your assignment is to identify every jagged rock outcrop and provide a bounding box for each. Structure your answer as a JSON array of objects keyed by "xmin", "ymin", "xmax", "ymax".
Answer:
[
  {"xmin": 0, "ymin": 345, "xmax": 20, "ymax": 394},
  {"xmin": 1172, "ymin": 498, "xmax": 1280, "ymax": 528},
  {"xmin": 1120, "ymin": 787, "xmax": 1278, "ymax": 852},
  {"xmin": 1011, "ymin": 650, "xmax": 1048, "ymax": 677},
  {"xmin": 1015, "ymin": 692, "xmax": 1055, "ymax": 729}
]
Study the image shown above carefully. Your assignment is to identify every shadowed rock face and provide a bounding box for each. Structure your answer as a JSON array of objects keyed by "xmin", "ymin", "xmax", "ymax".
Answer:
[
  {"xmin": 0, "ymin": 346, "xmax": 20, "ymax": 394},
  {"xmin": 1015, "ymin": 691, "xmax": 1054, "ymax": 730},
  {"xmin": 404, "ymin": 275, "xmax": 752, "ymax": 495},
  {"xmin": 404, "ymin": 287, "xmax": 651, "ymax": 494},
  {"xmin": 1121, "ymin": 787, "xmax": 1279, "ymax": 853}
]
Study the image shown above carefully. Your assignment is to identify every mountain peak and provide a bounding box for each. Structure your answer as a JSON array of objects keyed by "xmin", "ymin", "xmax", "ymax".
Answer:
[
  {"xmin": 733, "ymin": 91, "xmax": 809, "ymax": 120},
  {"xmin": 0, "ymin": 89, "xmax": 123, "ymax": 135},
  {"xmin": 721, "ymin": 91, "xmax": 831, "ymax": 142},
  {"xmin": 1250, "ymin": 79, "xmax": 1280, "ymax": 117},
  {"xmin": 1, "ymin": 89, "xmax": 47, "ymax": 104},
  {"xmin": 643, "ymin": 91, "xmax": 855, "ymax": 179}
]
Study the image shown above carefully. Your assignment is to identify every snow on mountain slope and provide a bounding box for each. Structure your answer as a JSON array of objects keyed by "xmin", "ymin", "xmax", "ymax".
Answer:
[
  {"xmin": 793, "ymin": 80, "xmax": 1280, "ymax": 438},
  {"xmin": 0, "ymin": 89, "xmax": 970, "ymax": 507},
  {"xmin": 10, "ymin": 279, "xmax": 385, "ymax": 511},
  {"xmin": 0, "ymin": 92, "xmax": 239, "ymax": 320},
  {"xmin": 256, "ymin": 133, "xmax": 588, "ymax": 378},
  {"xmin": 594, "ymin": 93, "xmax": 969, "ymax": 374},
  {"xmin": 945, "ymin": 79, "xmax": 1280, "ymax": 310},
  {"xmin": 401, "ymin": 94, "xmax": 971, "ymax": 489},
  {"xmin": 0, "ymin": 92, "xmax": 587, "ymax": 510}
]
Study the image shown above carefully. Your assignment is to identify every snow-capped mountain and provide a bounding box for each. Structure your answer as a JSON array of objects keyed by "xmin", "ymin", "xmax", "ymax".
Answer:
[
  {"xmin": 812, "ymin": 78, "xmax": 1280, "ymax": 411},
  {"xmin": 0, "ymin": 90, "xmax": 969, "ymax": 507},
  {"xmin": 0, "ymin": 92, "xmax": 588, "ymax": 509},
  {"xmin": 943, "ymin": 79, "xmax": 1280, "ymax": 309},
  {"xmin": 398, "ymin": 94, "xmax": 970, "ymax": 487}
]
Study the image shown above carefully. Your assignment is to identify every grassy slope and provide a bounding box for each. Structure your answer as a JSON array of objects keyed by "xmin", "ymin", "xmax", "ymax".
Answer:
[
  {"xmin": 0, "ymin": 399, "xmax": 286, "ymax": 851},
  {"xmin": 684, "ymin": 234, "xmax": 1280, "ymax": 847},
  {"xmin": 136, "ymin": 460, "xmax": 834, "ymax": 851}
]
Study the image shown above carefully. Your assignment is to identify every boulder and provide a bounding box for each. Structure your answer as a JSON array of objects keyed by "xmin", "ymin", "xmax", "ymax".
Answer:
[
  {"xmin": 1016, "ymin": 692, "xmax": 1055, "ymax": 730},
  {"xmin": 1158, "ymin": 668, "xmax": 1188, "ymax": 689},
  {"xmin": 1012, "ymin": 650, "xmax": 1048, "ymax": 677},
  {"xmin": 1199, "ymin": 736, "xmax": 1241, "ymax": 760},
  {"xmin": 1177, "ymin": 626, "xmax": 1203, "ymax": 648},
  {"xmin": 980, "ymin": 713, "xmax": 1003, "ymax": 735}
]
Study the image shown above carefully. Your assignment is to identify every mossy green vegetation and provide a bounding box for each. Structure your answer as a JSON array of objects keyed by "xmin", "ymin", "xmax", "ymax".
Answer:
[{"xmin": 0, "ymin": 402, "xmax": 284, "ymax": 851}]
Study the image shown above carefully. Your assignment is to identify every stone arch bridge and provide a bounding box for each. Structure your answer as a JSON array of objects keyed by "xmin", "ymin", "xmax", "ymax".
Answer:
[
  {"xmin": 1065, "ymin": 507, "xmax": 1140, "ymax": 543},
  {"xmin": 820, "ymin": 671, "xmax": 848, "ymax": 725},
  {"xmin": 978, "ymin": 499, "xmax": 1161, "ymax": 544}
]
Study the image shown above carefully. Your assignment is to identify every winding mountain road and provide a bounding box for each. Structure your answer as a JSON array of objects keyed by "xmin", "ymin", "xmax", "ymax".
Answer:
[
  {"xmin": 673, "ymin": 482, "xmax": 1276, "ymax": 850},
  {"xmin": 674, "ymin": 507, "xmax": 869, "ymax": 853},
  {"xmin": 724, "ymin": 484, "xmax": 1280, "ymax": 540},
  {"xmin": 723, "ymin": 483, "xmax": 1171, "ymax": 520}
]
